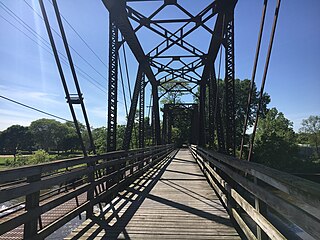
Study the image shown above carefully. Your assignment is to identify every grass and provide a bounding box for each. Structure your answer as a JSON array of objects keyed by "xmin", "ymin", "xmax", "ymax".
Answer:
[{"xmin": 0, "ymin": 152, "xmax": 83, "ymax": 171}]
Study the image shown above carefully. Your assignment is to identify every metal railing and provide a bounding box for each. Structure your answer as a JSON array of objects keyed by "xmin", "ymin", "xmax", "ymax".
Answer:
[
  {"xmin": 0, "ymin": 144, "xmax": 174, "ymax": 240},
  {"xmin": 190, "ymin": 145, "xmax": 320, "ymax": 240}
]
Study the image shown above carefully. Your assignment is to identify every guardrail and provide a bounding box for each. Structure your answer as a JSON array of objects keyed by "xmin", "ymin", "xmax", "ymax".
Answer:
[
  {"xmin": 190, "ymin": 145, "xmax": 320, "ymax": 240},
  {"xmin": 0, "ymin": 144, "xmax": 174, "ymax": 240}
]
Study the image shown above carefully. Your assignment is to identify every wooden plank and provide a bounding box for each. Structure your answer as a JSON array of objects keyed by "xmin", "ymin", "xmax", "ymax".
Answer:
[
  {"xmin": 231, "ymin": 190, "xmax": 285, "ymax": 239},
  {"xmin": 195, "ymin": 146, "xmax": 320, "ymax": 210},
  {"xmin": 194, "ymin": 147, "xmax": 320, "ymax": 239},
  {"xmin": 0, "ymin": 145, "xmax": 168, "ymax": 184},
  {"xmin": 66, "ymin": 149, "xmax": 240, "ymax": 239},
  {"xmin": 0, "ymin": 145, "xmax": 174, "ymax": 239}
]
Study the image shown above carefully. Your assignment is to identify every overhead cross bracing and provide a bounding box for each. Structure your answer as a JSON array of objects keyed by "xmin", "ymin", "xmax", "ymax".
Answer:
[{"xmin": 102, "ymin": 0, "xmax": 237, "ymax": 154}]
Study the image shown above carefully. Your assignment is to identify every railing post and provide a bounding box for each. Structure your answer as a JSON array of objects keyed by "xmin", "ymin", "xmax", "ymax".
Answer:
[
  {"xmin": 254, "ymin": 177, "xmax": 268, "ymax": 240},
  {"xmin": 24, "ymin": 174, "xmax": 41, "ymax": 239},
  {"xmin": 86, "ymin": 161, "xmax": 95, "ymax": 218}
]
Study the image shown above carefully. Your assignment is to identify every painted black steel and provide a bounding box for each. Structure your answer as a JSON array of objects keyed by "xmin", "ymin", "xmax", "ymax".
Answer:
[
  {"xmin": 123, "ymin": 66, "xmax": 143, "ymax": 150},
  {"xmin": 52, "ymin": 0, "xmax": 96, "ymax": 155},
  {"xmin": 39, "ymin": 0, "xmax": 87, "ymax": 156},
  {"xmin": 224, "ymin": 15, "xmax": 236, "ymax": 156},
  {"xmin": 139, "ymin": 73, "xmax": 145, "ymax": 148},
  {"xmin": 107, "ymin": 14, "xmax": 119, "ymax": 152}
]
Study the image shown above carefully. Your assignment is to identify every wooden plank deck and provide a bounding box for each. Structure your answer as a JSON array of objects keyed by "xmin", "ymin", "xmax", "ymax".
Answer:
[{"xmin": 66, "ymin": 148, "xmax": 240, "ymax": 240}]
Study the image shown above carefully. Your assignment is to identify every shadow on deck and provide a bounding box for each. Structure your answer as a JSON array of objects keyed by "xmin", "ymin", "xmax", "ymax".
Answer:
[{"xmin": 66, "ymin": 149, "xmax": 240, "ymax": 240}]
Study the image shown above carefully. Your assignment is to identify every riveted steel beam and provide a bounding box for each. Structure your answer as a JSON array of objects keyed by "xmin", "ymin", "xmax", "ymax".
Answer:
[
  {"xmin": 107, "ymin": 13, "xmax": 119, "ymax": 152},
  {"xmin": 102, "ymin": 0, "xmax": 161, "ymax": 145}
]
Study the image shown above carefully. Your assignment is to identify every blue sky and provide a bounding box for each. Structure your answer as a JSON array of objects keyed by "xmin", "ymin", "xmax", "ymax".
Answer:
[{"xmin": 0, "ymin": 0, "xmax": 319, "ymax": 132}]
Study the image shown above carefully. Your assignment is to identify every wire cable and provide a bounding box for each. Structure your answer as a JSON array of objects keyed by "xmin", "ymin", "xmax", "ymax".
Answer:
[
  {"xmin": 45, "ymin": 0, "xmax": 108, "ymax": 68},
  {"xmin": 0, "ymin": 8, "xmax": 106, "ymax": 94},
  {"xmin": 0, "ymin": 95, "xmax": 72, "ymax": 122},
  {"xmin": 248, "ymin": 0, "xmax": 281, "ymax": 161},
  {"xmin": 21, "ymin": 0, "xmax": 107, "ymax": 80},
  {"xmin": 239, "ymin": 0, "xmax": 268, "ymax": 159}
]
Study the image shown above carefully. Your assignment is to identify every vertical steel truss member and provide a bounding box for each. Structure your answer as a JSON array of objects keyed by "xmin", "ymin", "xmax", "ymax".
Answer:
[
  {"xmin": 102, "ymin": 0, "xmax": 161, "ymax": 145},
  {"xmin": 151, "ymin": 108, "xmax": 155, "ymax": 145},
  {"xmin": 162, "ymin": 105, "xmax": 168, "ymax": 144},
  {"xmin": 122, "ymin": 66, "xmax": 143, "ymax": 150},
  {"xmin": 167, "ymin": 108, "xmax": 173, "ymax": 144},
  {"xmin": 208, "ymin": 69, "xmax": 216, "ymax": 147},
  {"xmin": 138, "ymin": 73, "xmax": 145, "ymax": 148},
  {"xmin": 208, "ymin": 68, "xmax": 225, "ymax": 151},
  {"xmin": 198, "ymin": 80, "xmax": 206, "ymax": 147},
  {"xmin": 39, "ymin": 0, "xmax": 95, "ymax": 156},
  {"xmin": 224, "ymin": 14, "xmax": 236, "ymax": 156},
  {"xmin": 215, "ymin": 81, "xmax": 226, "ymax": 153},
  {"xmin": 191, "ymin": 105, "xmax": 199, "ymax": 145},
  {"xmin": 107, "ymin": 14, "xmax": 119, "ymax": 152}
]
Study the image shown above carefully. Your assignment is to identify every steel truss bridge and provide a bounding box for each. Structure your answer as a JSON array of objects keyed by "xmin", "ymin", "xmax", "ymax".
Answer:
[{"xmin": 0, "ymin": 0, "xmax": 319, "ymax": 239}]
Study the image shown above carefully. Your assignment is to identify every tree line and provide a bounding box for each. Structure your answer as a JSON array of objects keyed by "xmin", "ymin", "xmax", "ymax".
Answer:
[
  {"xmin": 0, "ymin": 117, "xmax": 153, "ymax": 158},
  {"xmin": 161, "ymin": 78, "xmax": 320, "ymax": 173},
  {"xmin": 1, "ymin": 79, "xmax": 319, "ymax": 173}
]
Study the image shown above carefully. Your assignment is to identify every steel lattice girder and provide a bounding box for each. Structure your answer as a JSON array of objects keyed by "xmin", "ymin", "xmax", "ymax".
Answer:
[
  {"xmin": 162, "ymin": 104, "xmax": 198, "ymax": 144},
  {"xmin": 102, "ymin": 0, "xmax": 161, "ymax": 145},
  {"xmin": 224, "ymin": 16, "xmax": 236, "ymax": 156},
  {"xmin": 200, "ymin": 0, "xmax": 237, "ymax": 152},
  {"xmin": 103, "ymin": 0, "xmax": 237, "ymax": 150},
  {"xmin": 107, "ymin": 15, "xmax": 119, "ymax": 152},
  {"xmin": 139, "ymin": 73, "xmax": 145, "ymax": 148}
]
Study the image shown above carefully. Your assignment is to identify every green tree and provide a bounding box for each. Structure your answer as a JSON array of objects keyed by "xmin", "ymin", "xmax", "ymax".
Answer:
[
  {"xmin": 92, "ymin": 127, "xmax": 107, "ymax": 154},
  {"xmin": 195, "ymin": 79, "xmax": 270, "ymax": 148},
  {"xmin": 253, "ymin": 108, "xmax": 298, "ymax": 171},
  {"xmin": 234, "ymin": 79, "xmax": 270, "ymax": 145},
  {"xmin": 58, "ymin": 122, "xmax": 82, "ymax": 153},
  {"xmin": 159, "ymin": 80, "xmax": 190, "ymax": 105},
  {"xmin": 0, "ymin": 125, "xmax": 33, "ymax": 157},
  {"xmin": 299, "ymin": 115, "xmax": 320, "ymax": 155},
  {"xmin": 30, "ymin": 149, "xmax": 50, "ymax": 164},
  {"xmin": 116, "ymin": 125, "xmax": 126, "ymax": 150},
  {"xmin": 29, "ymin": 119, "xmax": 68, "ymax": 151}
]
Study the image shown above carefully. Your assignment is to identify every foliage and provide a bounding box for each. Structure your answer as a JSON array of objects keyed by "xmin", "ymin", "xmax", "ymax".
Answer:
[
  {"xmin": 4, "ymin": 149, "xmax": 50, "ymax": 167},
  {"xmin": 233, "ymin": 79, "xmax": 270, "ymax": 145},
  {"xmin": 253, "ymin": 108, "xmax": 299, "ymax": 171},
  {"xmin": 30, "ymin": 149, "xmax": 50, "ymax": 164},
  {"xmin": 0, "ymin": 125, "xmax": 33, "ymax": 156},
  {"xmin": 194, "ymin": 79, "xmax": 270, "ymax": 148},
  {"xmin": 299, "ymin": 115, "xmax": 320, "ymax": 155},
  {"xmin": 92, "ymin": 127, "xmax": 107, "ymax": 154},
  {"xmin": 29, "ymin": 119, "xmax": 68, "ymax": 151},
  {"xmin": 159, "ymin": 80, "xmax": 190, "ymax": 105},
  {"xmin": 116, "ymin": 125, "xmax": 126, "ymax": 150},
  {"xmin": 171, "ymin": 127, "xmax": 182, "ymax": 146}
]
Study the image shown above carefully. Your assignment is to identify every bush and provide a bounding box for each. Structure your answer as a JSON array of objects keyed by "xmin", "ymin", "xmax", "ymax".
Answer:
[
  {"xmin": 15, "ymin": 153, "xmax": 29, "ymax": 166},
  {"xmin": 30, "ymin": 150, "xmax": 50, "ymax": 164}
]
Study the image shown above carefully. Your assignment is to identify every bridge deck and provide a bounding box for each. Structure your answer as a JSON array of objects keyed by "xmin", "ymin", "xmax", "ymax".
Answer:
[{"xmin": 66, "ymin": 148, "xmax": 240, "ymax": 240}]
